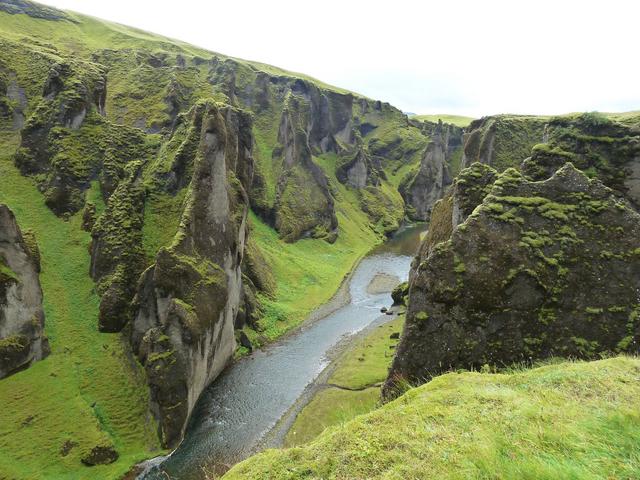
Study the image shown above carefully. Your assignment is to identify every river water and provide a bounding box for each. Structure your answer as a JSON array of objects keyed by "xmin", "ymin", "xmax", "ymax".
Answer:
[{"xmin": 140, "ymin": 224, "xmax": 425, "ymax": 479}]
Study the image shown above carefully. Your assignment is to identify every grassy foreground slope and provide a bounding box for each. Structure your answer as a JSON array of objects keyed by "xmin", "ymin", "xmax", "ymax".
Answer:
[{"xmin": 226, "ymin": 357, "xmax": 640, "ymax": 479}]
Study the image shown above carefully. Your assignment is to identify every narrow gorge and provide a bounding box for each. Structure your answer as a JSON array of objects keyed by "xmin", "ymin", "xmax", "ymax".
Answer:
[{"xmin": 0, "ymin": 1, "xmax": 639, "ymax": 479}]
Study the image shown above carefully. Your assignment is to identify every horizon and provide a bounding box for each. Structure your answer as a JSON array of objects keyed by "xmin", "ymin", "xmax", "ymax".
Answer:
[{"xmin": 34, "ymin": 0, "xmax": 640, "ymax": 118}]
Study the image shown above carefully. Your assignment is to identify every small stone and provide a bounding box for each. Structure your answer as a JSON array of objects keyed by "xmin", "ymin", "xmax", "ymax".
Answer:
[
  {"xmin": 380, "ymin": 307, "xmax": 388, "ymax": 313},
  {"xmin": 389, "ymin": 332, "xmax": 400, "ymax": 339},
  {"xmin": 239, "ymin": 331, "xmax": 253, "ymax": 351}
]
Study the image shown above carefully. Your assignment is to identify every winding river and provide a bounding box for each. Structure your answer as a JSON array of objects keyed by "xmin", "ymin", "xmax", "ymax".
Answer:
[{"xmin": 140, "ymin": 224, "xmax": 425, "ymax": 479}]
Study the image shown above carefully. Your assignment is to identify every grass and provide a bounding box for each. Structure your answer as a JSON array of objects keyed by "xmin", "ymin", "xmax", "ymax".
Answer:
[
  {"xmin": 0, "ymin": 130, "xmax": 163, "ymax": 479},
  {"xmin": 226, "ymin": 356, "xmax": 640, "ymax": 479},
  {"xmin": 329, "ymin": 317, "xmax": 403, "ymax": 389},
  {"xmin": 412, "ymin": 114, "xmax": 475, "ymax": 127},
  {"xmin": 285, "ymin": 317, "xmax": 403, "ymax": 447}
]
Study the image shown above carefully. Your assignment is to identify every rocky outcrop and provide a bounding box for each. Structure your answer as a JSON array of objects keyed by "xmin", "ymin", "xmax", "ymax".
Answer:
[
  {"xmin": 0, "ymin": 205, "xmax": 49, "ymax": 379},
  {"xmin": 272, "ymin": 93, "xmax": 338, "ymax": 242},
  {"xmin": 461, "ymin": 115, "xmax": 547, "ymax": 172},
  {"xmin": 400, "ymin": 136, "xmax": 451, "ymax": 220},
  {"xmin": 336, "ymin": 144, "xmax": 381, "ymax": 189},
  {"xmin": 400, "ymin": 120, "xmax": 464, "ymax": 220},
  {"xmin": 384, "ymin": 164, "xmax": 640, "ymax": 398},
  {"xmin": 13, "ymin": 58, "xmax": 152, "ymax": 216},
  {"xmin": 130, "ymin": 101, "xmax": 254, "ymax": 448},
  {"xmin": 522, "ymin": 112, "xmax": 640, "ymax": 209}
]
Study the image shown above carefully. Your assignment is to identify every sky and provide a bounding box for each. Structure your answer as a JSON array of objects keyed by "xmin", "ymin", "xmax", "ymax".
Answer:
[{"xmin": 39, "ymin": 0, "xmax": 640, "ymax": 117}]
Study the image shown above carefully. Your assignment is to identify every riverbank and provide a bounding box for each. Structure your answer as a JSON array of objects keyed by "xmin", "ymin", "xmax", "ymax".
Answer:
[{"xmin": 283, "ymin": 312, "xmax": 405, "ymax": 447}]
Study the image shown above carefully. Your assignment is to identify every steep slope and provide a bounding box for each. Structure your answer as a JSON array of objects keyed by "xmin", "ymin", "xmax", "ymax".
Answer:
[
  {"xmin": 225, "ymin": 357, "xmax": 640, "ymax": 479},
  {"xmin": 0, "ymin": 204, "xmax": 49, "ymax": 378}
]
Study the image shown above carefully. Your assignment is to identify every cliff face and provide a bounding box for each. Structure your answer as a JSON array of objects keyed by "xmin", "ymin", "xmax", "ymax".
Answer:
[
  {"xmin": 400, "ymin": 120, "xmax": 464, "ymax": 220},
  {"xmin": 522, "ymin": 113, "xmax": 640, "ymax": 208},
  {"xmin": 130, "ymin": 101, "xmax": 253, "ymax": 447},
  {"xmin": 460, "ymin": 115, "xmax": 547, "ymax": 172},
  {"xmin": 0, "ymin": 204, "xmax": 49, "ymax": 378},
  {"xmin": 384, "ymin": 163, "xmax": 640, "ymax": 398}
]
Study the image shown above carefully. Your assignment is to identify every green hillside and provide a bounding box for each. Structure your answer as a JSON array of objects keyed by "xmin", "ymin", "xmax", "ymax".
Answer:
[{"xmin": 226, "ymin": 357, "xmax": 640, "ymax": 479}]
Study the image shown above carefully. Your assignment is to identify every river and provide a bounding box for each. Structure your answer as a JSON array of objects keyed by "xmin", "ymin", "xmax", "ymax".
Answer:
[{"xmin": 139, "ymin": 223, "xmax": 425, "ymax": 479}]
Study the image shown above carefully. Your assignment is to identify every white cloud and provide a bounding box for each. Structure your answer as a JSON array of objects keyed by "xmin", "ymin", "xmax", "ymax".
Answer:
[{"xmin": 38, "ymin": 0, "xmax": 640, "ymax": 117}]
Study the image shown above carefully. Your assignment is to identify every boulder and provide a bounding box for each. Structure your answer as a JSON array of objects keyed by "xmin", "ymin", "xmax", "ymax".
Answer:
[{"xmin": 384, "ymin": 164, "xmax": 640, "ymax": 398}]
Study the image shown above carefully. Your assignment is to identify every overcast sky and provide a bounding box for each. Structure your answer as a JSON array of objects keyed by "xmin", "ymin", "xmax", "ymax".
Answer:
[{"xmin": 40, "ymin": 0, "xmax": 640, "ymax": 117}]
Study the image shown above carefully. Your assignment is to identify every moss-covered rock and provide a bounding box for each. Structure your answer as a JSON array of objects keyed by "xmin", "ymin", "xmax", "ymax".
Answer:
[
  {"xmin": 130, "ymin": 101, "xmax": 255, "ymax": 448},
  {"xmin": 384, "ymin": 164, "xmax": 640, "ymax": 398},
  {"xmin": 0, "ymin": 204, "xmax": 49, "ymax": 379},
  {"xmin": 461, "ymin": 115, "xmax": 547, "ymax": 172},
  {"xmin": 522, "ymin": 112, "xmax": 640, "ymax": 209}
]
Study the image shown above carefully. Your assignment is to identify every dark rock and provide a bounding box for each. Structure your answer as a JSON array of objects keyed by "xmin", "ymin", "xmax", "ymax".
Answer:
[
  {"xmin": 389, "ymin": 332, "xmax": 400, "ymax": 339},
  {"xmin": 59, "ymin": 440, "xmax": 77, "ymax": 457},
  {"xmin": 239, "ymin": 331, "xmax": 253, "ymax": 351},
  {"xmin": 0, "ymin": 205, "xmax": 49, "ymax": 379},
  {"xmin": 384, "ymin": 164, "xmax": 640, "ymax": 399},
  {"xmin": 380, "ymin": 307, "xmax": 388, "ymax": 313},
  {"xmin": 81, "ymin": 202, "xmax": 96, "ymax": 232},
  {"xmin": 391, "ymin": 281, "xmax": 408, "ymax": 306},
  {"xmin": 80, "ymin": 445, "xmax": 118, "ymax": 466},
  {"xmin": 130, "ymin": 101, "xmax": 255, "ymax": 448},
  {"xmin": 385, "ymin": 310, "xmax": 393, "ymax": 316}
]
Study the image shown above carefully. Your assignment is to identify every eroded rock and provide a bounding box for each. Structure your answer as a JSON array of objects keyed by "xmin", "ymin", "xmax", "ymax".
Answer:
[
  {"xmin": 130, "ymin": 101, "xmax": 254, "ymax": 448},
  {"xmin": 384, "ymin": 164, "xmax": 640, "ymax": 398},
  {"xmin": 0, "ymin": 205, "xmax": 49, "ymax": 379}
]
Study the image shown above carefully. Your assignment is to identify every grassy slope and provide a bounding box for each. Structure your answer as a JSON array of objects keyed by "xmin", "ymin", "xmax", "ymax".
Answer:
[
  {"xmin": 227, "ymin": 356, "xmax": 640, "ymax": 479},
  {"xmin": 0, "ymin": 131, "xmax": 162, "ymax": 479},
  {"xmin": 0, "ymin": 9, "xmax": 349, "ymax": 96},
  {"xmin": 411, "ymin": 114, "xmax": 475, "ymax": 127},
  {"xmin": 285, "ymin": 317, "xmax": 403, "ymax": 447}
]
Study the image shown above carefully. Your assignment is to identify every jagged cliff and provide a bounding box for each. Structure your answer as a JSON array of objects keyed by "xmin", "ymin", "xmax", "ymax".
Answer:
[
  {"xmin": 130, "ymin": 101, "xmax": 254, "ymax": 447},
  {"xmin": 0, "ymin": 204, "xmax": 48, "ymax": 378},
  {"xmin": 400, "ymin": 120, "xmax": 464, "ymax": 220}
]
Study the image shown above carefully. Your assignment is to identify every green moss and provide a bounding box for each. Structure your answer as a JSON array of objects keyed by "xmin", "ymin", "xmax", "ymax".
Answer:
[
  {"xmin": 147, "ymin": 350, "xmax": 175, "ymax": 363},
  {"xmin": 0, "ymin": 256, "xmax": 18, "ymax": 282},
  {"xmin": 585, "ymin": 307, "xmax": 604, "ymax": 314}
]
